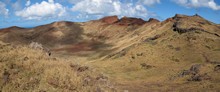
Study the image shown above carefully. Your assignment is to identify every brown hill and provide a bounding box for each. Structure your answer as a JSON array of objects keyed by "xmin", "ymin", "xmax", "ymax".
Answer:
[
  {"xmin": 0, "ymin": 14, "xmax": 219, "ymax": 58},
  {"xmin": 0, "ymin": 14, "xmax": 220, "ymax": 91},
  {"xmin": 0, "ymin": 21, "xmax": 84, "ymax": 47},
  {"xmin": 116, "ymin": 16, "xmax": 147, "ymax": 26},
  {"xmin": 148, "ymin": 18, "xmax": 160, "ymax": 23},
  {"xmin": 100, "ymin": 15, "xmax": 119, "ymax": 24},
  {"xmin": 98, "ymin": 15, "xmax": 147, "ymax": 26},
  {"xmin": 172, "ymin": 14, "xmax": 219, "ymax": 35}
]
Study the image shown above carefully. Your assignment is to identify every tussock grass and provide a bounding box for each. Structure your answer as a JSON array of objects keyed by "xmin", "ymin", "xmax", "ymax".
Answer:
[{"xmin": 0, "ymin": 42, "xmax": 117, "ymax": 92}]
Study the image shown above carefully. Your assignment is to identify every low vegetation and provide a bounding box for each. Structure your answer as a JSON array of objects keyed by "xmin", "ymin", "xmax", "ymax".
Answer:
[
  {"xmin": 0, "ymin": 41, "xmax": 117, "ymax": 92},
  {"xmin": 1, "ymin": 14, "xmax": 220, "ymax": 91}
]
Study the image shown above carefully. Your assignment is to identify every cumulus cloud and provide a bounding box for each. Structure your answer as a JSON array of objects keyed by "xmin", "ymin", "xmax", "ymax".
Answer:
[
  {"xmin": 71, "ymin": 0, "xmax": 149, "ymax": 19},
  {"xmin": 137, "ymin": 0, "xmax": 160, "ymax": 6},
  {"xmin": 0, "ymin": 1, "xmax": 9, "ymax": 16},
  {"xmin": 15, "ymin": 0, "xmax": 66, "ymax": 20},
  {"xmin": 173, "ymin": 0, "xmax": 220, "ymax": 10},
  {"xmin": 25, "ymin": 0, "xmax": 31, "ymax": 6}
]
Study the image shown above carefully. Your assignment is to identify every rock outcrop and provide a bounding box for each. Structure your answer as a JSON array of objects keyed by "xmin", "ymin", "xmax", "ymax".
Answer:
[{"xmin": 172, "ymin": 14, "xmax": 215, "ymax": 34}]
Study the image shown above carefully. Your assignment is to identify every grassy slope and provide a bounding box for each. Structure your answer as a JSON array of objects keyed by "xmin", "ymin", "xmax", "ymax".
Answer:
[
  {"xmin": 1, "ymin": 15, "xmax": 220, "ymax": 91},
  {"xmin": 89, "ymin": 28, "xmax": 220, "ymax": 91},
  {"xmin": 0, "ymin": 41, "xmax": 118, "ymax": 92}
]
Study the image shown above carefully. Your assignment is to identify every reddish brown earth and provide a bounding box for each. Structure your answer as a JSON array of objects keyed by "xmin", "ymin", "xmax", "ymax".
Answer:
[
  {"xmin": 100, "ymin": 15, "xmax": 119, "ymax": 24},
  {"xmin": 99, "ymin": 15, "xmax": 147, "ymax": 26},
  {"xmin": 148, "ymin": 18, "xmax": 160, "ymax": 23},
  {"xmin": 116, "ymin": 16, "xmax": 147, "ymax": 26}
]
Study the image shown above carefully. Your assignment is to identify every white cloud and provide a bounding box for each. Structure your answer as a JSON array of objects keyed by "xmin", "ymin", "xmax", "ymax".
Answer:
[
  {"xmin": 137, "ymin": 0, "xmax": 160, "ymax": 6},
  {"xmin": 0, "ymin": 1, "xmax": 9, "ymax": 16},
  {"xmin": 15, "ymin": 0, "xmax": 67, "ymax": 20},
  {"xmin": 48, "ymin": 0, "xmax": 54, "ymax": 3},
  {"xmin": 71, "ymin": 0, "xmax": 149, "ymax": 19},
  {"xmin": 25, "ymin": 0, "xmax": 31, "ymax": 6},
  {"xmin": 173, "ymin": 0, "xmax": 220, "ymax": 10}
]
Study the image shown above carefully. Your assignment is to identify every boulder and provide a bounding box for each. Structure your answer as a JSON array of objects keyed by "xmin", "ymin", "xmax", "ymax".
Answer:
[
  {"xmin": 179, "ymin": 64, "xmax": 211, "ymax": 81},
  {"xmin": 214, "ymin": 65, "xmax": 220, "ymax": 72}
]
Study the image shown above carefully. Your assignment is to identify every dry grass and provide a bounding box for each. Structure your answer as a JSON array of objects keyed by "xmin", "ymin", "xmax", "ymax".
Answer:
[
  {"xmin": 88, "ymin": 29, "xmax": 220, "ymax": 91},
  {"xmin": 0, "ymin": 42, "xmax": 117, "ymax": 92},
  {"xmin": 1, "ymin": 15, "xmax": 220, "ymax": 91}
]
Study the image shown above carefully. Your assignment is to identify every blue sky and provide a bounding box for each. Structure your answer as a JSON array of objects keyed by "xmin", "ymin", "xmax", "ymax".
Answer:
[{"xmin": 0, "ymin": 0, "xmax": 220, "ymax": 28}]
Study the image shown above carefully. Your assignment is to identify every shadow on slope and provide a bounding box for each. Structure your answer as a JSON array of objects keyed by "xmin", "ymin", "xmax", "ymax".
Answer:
[{"xmin": 2, "ymin": 22, "xmax": 84, "ymax": 48}]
